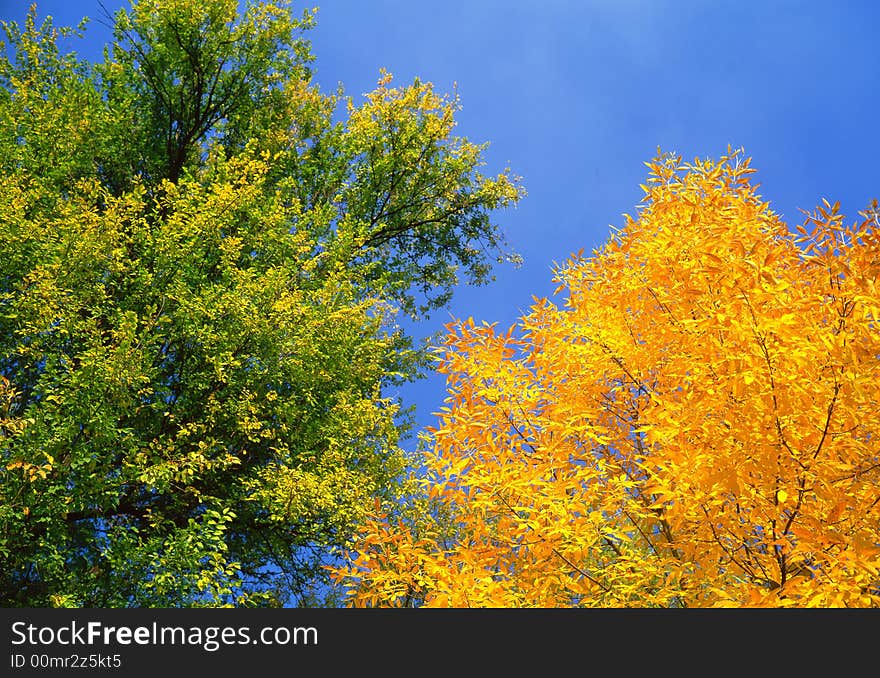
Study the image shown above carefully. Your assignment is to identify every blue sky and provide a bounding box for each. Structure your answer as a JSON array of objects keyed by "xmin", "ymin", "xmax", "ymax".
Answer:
[{"xmin": 4, "ymin": 0, "xmax": 879, "ymax": 439}]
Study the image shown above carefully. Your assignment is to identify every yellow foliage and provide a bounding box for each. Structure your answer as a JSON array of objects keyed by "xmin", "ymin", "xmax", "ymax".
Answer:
[{"xmin": 333, "ymin": 150, "xmax": 880, "ymax": 607}]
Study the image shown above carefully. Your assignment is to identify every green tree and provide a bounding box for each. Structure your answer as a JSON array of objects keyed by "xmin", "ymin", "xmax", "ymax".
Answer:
[{"xmin": 0, "ymin": 0, "xmax": 522, "ymax": 607}]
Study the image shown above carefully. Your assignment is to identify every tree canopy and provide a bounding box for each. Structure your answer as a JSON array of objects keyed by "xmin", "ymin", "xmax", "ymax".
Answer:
[
  {"xmin": 334, "ymin": 150, "xmax": 880, "ymax": 607},
  {"xmin": 0, "ymin": 0, "xmax": 522, "ymax": 606}
]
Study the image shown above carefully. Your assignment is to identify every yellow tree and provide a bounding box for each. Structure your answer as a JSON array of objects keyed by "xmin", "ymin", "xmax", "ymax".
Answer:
[{"xmin": 333, "ymin": 150, "xmax": 880, "ymax": 607}]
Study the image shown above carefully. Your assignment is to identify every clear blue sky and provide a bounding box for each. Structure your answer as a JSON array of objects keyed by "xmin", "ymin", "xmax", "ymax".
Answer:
[{"xmin": 4, "ymin": 0, "xmax": 879, "ymax": 439}]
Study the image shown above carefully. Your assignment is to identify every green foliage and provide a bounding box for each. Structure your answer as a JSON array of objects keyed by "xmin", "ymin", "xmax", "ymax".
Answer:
[{"xmin": 0, "ymin": 0, "xmax": 521, "ymax": 607}]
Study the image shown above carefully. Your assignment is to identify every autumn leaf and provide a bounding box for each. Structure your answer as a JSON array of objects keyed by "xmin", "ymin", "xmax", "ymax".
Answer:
[{"xmin": 333, "ymin": 150, "xmax": 880, "ymax": 608}]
